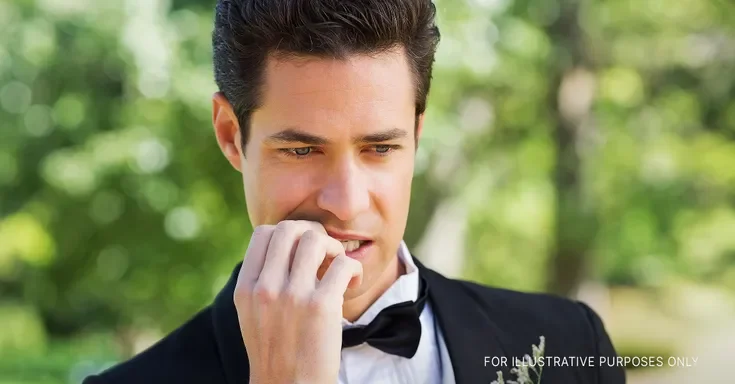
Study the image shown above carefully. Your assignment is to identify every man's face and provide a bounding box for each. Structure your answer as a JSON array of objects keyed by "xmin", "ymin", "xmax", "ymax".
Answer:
[{"xmin": 214, "ymin": 48, "xmax": 422, "ymax": 299}]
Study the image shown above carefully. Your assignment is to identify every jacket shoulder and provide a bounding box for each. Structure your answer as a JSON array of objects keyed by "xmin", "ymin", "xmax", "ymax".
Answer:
[
  {"xmin": 455, "ymin": 278, "xmax": 606, "ymax": 345},
  {"xmin": 452, "ymin": 279, "xmax": 625, "ymax": 383},
  {"xmin": 458, "ymin": 279, "xmax": 594, "ymax": 327},
  {"xmin": 83, "ymin": 307, "xmax": 226, "ymax": 384}
]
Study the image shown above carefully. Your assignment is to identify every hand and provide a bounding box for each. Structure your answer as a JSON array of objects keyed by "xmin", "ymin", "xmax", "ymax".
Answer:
[{"xmin": 234, "ymin": 220, "xmax": 364, "ymax": 384}]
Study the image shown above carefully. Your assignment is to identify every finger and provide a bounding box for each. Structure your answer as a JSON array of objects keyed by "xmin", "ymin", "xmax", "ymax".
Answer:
[
  {"xmin": 238, "ymin": 225, "xmax": 276, "ymax": 288},
  {"xmin": 234, "ymin": 225, "xmax": 276, "ymax": 345},
  {"xmin": 288, "ymin": 230, "xmax": 346, "ymax": 293},
  {"xmin": 258, "ymin": 221, "xmax": 325, "ymax": 292},
  {"xmin": 316, "ymin": 254, "xmax": 363, "ymax": 298}
]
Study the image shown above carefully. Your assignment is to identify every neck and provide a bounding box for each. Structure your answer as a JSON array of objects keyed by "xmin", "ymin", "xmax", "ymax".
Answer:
[{"xmin": 342, "ymin": 252, "xmax": 406, "ymax": 322}]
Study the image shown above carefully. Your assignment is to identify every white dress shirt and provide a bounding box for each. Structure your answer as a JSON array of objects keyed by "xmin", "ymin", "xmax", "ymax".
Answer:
[{"xmin": 338, "ymin": 241, "xmax": 456, "ymax": 384}]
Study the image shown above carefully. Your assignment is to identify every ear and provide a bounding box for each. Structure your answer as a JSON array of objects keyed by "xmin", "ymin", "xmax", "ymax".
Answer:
[{"xmin": 212, "ymin": 92, "xmax": 243, "ymax": 171}]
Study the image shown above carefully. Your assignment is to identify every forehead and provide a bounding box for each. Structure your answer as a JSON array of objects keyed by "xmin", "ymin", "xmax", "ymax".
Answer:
[{"xmin": 251, "ymin": 49, "xmax": 416, "ymax": 137}]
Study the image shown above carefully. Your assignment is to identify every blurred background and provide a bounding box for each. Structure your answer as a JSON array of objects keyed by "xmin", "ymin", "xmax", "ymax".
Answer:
[{"xmin": 1, "ymin": 0, "xmax": 734, "ymax": 383}]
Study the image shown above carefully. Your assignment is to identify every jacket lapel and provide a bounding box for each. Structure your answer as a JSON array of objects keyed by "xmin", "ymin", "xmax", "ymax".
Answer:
[
  {"xmin": 211, "ymin": 262, "xmax": 250, "ymax": 384},
  {"xmin": 415, "ymin": 256, "xmax": 513, "ymax": 384}
]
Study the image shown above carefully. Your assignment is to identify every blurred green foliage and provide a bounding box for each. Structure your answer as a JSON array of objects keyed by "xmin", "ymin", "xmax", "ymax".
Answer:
[{"xmin": 1, "ymin": 0, "xmax": 734, "ymax": 382}]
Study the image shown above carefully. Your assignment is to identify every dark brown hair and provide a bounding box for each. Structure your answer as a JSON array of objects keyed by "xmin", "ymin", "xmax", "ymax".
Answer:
[{"xmin": 212, "ymin": 0, "xmax": 441, "ymax": 149}]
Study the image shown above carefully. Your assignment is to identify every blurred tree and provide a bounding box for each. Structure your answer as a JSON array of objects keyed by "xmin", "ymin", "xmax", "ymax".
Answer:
[
  {"xmin": 0, "ymin": 0, "xmax": 249, "ymax": 356},
  {"xmin": 542, "ymin": 0, "xmax": 599, "ymax": 296},
  {"xmin": 426, "ymin": 0, "xmax": 735, "ymax": 297}
]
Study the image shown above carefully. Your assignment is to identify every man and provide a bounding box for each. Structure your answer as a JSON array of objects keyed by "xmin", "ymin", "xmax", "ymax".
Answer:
[{"xmin": 84, "ymin": 0, "xmax": 625, "ymax": 383}]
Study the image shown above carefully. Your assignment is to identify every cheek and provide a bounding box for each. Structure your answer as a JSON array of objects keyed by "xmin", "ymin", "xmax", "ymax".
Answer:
[
  {"xmin": 245, "ymin": 161, "xmax": 316, "ymax": 225},
  {"xmin": 371, "ymin": 157, "xmax": 414, "ymax": 214}
]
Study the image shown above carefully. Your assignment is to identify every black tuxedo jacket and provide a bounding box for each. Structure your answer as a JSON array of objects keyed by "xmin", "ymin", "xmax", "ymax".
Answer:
[{"xmin": 83, "ymin": 257, "xmax": 626, "ymax": 384}]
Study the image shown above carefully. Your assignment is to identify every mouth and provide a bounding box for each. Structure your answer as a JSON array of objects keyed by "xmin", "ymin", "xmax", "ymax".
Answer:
[
  {"xmin": 338, "ymin": 239, "xmax": 374, "ymax": 260},
  {"xmin": 339, "ymin": 239, "xmax": 367, "ymax": 252}
]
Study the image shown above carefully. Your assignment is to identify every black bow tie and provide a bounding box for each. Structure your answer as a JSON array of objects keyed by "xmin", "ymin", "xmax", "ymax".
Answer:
[{"xmin": 341, "ymin": 274, "xmax": 429, "ymax": 359}]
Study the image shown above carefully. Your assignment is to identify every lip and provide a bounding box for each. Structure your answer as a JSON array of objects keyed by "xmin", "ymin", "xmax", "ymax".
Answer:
[
  {"xmin": 325, "ymin": 229, "xmax": 372, "ymax": 241},
  {"xmin": 343, "ymin": 240, "xmax": 374, "ymax": 261}
]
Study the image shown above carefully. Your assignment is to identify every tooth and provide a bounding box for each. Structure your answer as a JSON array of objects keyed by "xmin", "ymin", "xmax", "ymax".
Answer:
[{"xmin": 340, "ymin": 240, "xmax": 361, "ymax": 252}]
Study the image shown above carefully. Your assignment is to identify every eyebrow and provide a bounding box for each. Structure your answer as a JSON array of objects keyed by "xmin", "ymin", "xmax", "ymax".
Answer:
[
  {"xmin": 265, "ymin": 127, "xmax": 408, "ymax": 145},
  {"xmin": 265, "ymin": 129, "xmax": 329, "ymax": 145}
]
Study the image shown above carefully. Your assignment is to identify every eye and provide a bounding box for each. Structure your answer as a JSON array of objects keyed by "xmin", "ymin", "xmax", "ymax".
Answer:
[
  {"xmin": 369, "ymin": 144, "xmax": 400, "ymax": 156},
  {"xmin": 293, "ymin": 147, "xmax": 312, "ymax": 156},
  {"xmin": 375, "ymin": 145, "xmax": 391, "ymax": 154},
  {"xmin": 277, "ymin": 147, "xmax": 316, "ymax": 158}
]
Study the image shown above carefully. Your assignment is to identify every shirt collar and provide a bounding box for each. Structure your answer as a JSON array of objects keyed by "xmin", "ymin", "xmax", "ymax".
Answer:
[{"xmin": 341, "ymin": 240, "xmax": 420, "ymax": 328}]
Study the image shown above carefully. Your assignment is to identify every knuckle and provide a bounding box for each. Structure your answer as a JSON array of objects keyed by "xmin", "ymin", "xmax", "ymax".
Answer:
[
  {"xmin": 300, "ymin": 229, "xmax": 322, "ymax": 246},
  {"xmin": 284, "ymin": 285, "xmax": 308, "ymax": 306},
  {"xmin": 252, "ymin": 284, "xmax": 279, "ymax": 304},
  {"xmin": 273, "ymin": 220, "xmax": 296, "ymax": 237},
  {"xmin": 305, "ymin": 221, "xmax": 327, "ymax": 235},
  {"xmin": 331, "ymin": 254, "xmax": 348, "ymax": 269},
  {"xmin": 233, "ymin": 285, "xmax": 252, "ymax": 306},
  {"xmin": 252, "ymin": 224, "xmax": 275, "ymax": 237},
  {"xmin": 275, "ymin": 220, "xmax": 295, "ymax": 230}
]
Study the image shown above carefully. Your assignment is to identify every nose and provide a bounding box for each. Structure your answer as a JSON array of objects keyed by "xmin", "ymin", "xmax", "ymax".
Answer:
[{"xmin": 316, "ymin": 157, "xmax": 370, "ymax": 222}]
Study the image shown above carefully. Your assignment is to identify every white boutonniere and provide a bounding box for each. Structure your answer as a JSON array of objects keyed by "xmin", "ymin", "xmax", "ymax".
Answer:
[{"xmin": 491, "ymin": 336, "xmax": 545, "ymax": 384}]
